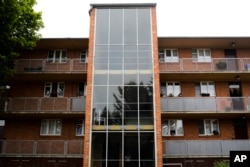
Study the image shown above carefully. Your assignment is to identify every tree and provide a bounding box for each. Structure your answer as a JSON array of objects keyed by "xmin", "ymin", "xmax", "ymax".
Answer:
[{"xmin": 0, "ymin": 0, "xmax": 44, "ymax": 81}]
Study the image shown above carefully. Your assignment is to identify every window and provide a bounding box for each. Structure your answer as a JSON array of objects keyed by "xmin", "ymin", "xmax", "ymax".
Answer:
[
  {"xmin": 48, "ymin": 50, "xmax": 67, "ymax": 63},
  {"xmin": 198, "ymin": 119, "xmax": 219, "ymax": 135},
  {"xmin": 40, "ymin": 119, "xmax": 62, "ymax": 135},
  {"xmin": 162, "ymin": 119, "xmax": 183, "ymax": 136},
  {"xmin": 198, "ymin": 82, "xmax": 215, "ymax": 96},
  {"xmin": 192, "ymin": 49, "xmax": 211, "ymax": 62},
  {"xmin": 161, "ymin": 82, "xmax": 181, "ymax": 97},
  {"xmin": 44, "ymin": 82, "xmax": 65, "ymax": 97},
  {"xmin": 158, "ymin": 50, "xmax": 165, "ymax": 62},
  {"xmin": 80, "ymin": 50, "xmax": 88, "ymax": 63},
  {"xmin": 159, "ymin": 49, "xmax": 179, "ymax": 62},
  {"xmin": 78, "ymin": 82, "xmax": 86, "ymax": 97},
  {"xmin": 76, "ymin": 120, "xmax": 84, "ymax": 136}
]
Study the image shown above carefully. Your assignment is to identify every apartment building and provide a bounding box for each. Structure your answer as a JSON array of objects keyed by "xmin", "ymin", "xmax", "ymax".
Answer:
[{"xmin": 1, "ymin": 3, "xmax": 250, "ymax": 167}]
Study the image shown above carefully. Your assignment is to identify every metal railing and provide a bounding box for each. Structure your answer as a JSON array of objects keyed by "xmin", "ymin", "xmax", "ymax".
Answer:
[
  {"xmin": 0, "ymin": 140, "xmax": 83, "ymax": 157},
  {"xmin": 161, "ymin": 97, "xmax": 250, "ymax": 112},
  {"xmin": 159, "ymin": 58, "xmax": 250, "ymax": 72},
  {"xmin": 14, "ymin": 59, "xmax": 88, "ymax": 73},
  {"xmin": 163, "ymin": 140, "xmax": 250, "ymax": 157},
  {"xmin": 0, "ymin": 97, "xmax": 85, "ymax": 112}
]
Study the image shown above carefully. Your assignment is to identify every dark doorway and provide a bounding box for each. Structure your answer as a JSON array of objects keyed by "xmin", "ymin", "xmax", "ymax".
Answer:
[
  {"xmin": 229, "ymin": 83, "xmax": 244, "ymax": 110},
  {"xmin": 234, "ymin": 118, "xmax": 248, "ymax": 139},
  {"xmin": 224, "ymin": 49, "xmax": 238, "ymax": 71}
]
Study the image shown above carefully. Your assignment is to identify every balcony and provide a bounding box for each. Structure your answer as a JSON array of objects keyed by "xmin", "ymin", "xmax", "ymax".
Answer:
[
  {"xmin": 159, "ymin": 58, "xmax": 250, "ymax": 72},
  {"xmin": 0, "ymin": 97, "xmax": 85, "ymax": 113},
  {"xmin": 161, "ymin": 97, "xmax": 249, "ymax": 112},
  {"xmin": 14, "ymin": 59, "xmax": 87, "ymax": 73},
  {"xmin": 0, "ymin": 140, "xmax": 83, "ymax": 157},
  {"xmin": 163, "ymin": 140, "xmax": 250, "ymax": 157}
]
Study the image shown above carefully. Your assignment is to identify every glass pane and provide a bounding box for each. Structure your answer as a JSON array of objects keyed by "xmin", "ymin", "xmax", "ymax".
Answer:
[
  {"xmin": 140, "ymin": 133, "xmax": 154, "ymax": 166},
  {"xmin": 40, "ymin": 121, "xmax": 47, "ymax": 134},
  {"xmin": 109, "ymin": 73, "xmax": 123, "ymax": 85},
  {"xmin": 58, "ymin": 83, "xmax": 64, "ymax": 96},
  {"xmin": 91, "ymin": 133, "xmax": 107, "ymax": 166},
  {"xmin": 124, "ymin": 9, "xmax": 137, "ymax": 44},
  {"xmin": 95, "ymin": 9, "xmax": 109, "ymax": 44},
  {"xmin": 48, "ymin": 120, "xmax": 55, "ymax": 134},
  {"xmin": 107, "ymin": 133, "xmax": 122, "ymax": 167},
  {"xmin": 124, "ymin": 73, "xmax": 137, "ymax": 85},
  {"xmin": 108, "ymin": 86, "xmax": 122, "ymax": 104},
  {"xmin": 55, "ymin": 120, "xmax": 61, "ymax": 134},
  {"xmin": 108, "ymin": 104, "xmax": 122, "ymax": 125},
  {"xmin": 94, "ymin": 73, "xmax": 108, "ymax": 85},
  {"xmin": 93, "ymin": 86, "xmax": 107, "ymax": 103},
  {"xmin": 198, "ymin": 120, "xmax": 204, "ymax": 134},
  {"xmin": 166, "ymin": 50, "xmax": 171, "ymax": 57},
  {"xmin": 92, "ymin": 104, "xmax": 108, "ymax": 126},
  {"xmin": 110, "ymin": 9, "xmax": 123, "ymax": 44},
  {"xmin": 205, "ymin": 120, "xmax": 212, "ymax": 134},
  {"xmin": 176, "ymin": 120, "xmax": 183, "ymax": 135},
  {"xmin": 124, "ymin": 133, "xmax": 139, "ymax": 167},
  {"xmin": 138, "ymin": 9, "xmax": 151, "ymax": 44}
]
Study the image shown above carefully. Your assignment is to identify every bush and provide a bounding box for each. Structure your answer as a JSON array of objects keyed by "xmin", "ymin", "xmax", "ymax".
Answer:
[{"xmin": 212, "ymin": 160, "xmax": 229, "ymax": 167}]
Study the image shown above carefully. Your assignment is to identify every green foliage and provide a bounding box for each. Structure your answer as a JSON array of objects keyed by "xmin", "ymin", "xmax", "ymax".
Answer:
[
  {"xmin": 212, "ymin": 160, "xmax": 229, "ymax": 167},
  {"xmin": 0, "ymin": 0, "xmax": 44, "ymax": 81}
]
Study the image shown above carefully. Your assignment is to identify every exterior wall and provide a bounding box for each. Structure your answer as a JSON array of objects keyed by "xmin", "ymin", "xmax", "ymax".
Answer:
[
  {"xmin": 162, "ymin": 119, "xmax": 235, "ymax": 141},
  {"xmin": 152, "ymin": 6, "xmax": 163, "ymax": 167},
  {"xmin": 9, "ymin": 82, "xmax": 84, "ymax": 98},
  {"xmin": 83, "ymin": 7, "xmax": 95, "ymax": 167},
  {"xmin": 20, "ymin": 49, "xmax": 85, "ymax": 59},
  {"xmin": 4, "ymin": 119, "xmax": 83, "ymax": 140}
]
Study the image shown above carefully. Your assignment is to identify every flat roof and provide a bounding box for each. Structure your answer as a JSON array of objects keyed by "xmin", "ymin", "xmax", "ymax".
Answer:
[{"xmin": 90, "ymin": 3, "xmax": 156, "ymax": 8}]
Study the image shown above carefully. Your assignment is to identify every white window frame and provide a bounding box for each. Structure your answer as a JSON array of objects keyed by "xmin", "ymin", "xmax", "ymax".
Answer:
[
  {"xmin": 80, "ymin": 50, "xmax": 88, "ymax": 63},
  {"xmin": 192, "ymin": 49, "xmax": 211, "ymax": 62},
  {"xmin": 162, "ymin": 119, "xmax": 184, "ymax": 136},
  {"xmin": 158, "ymin": 50, "xmax": 165, "ymax": 62},
  {"xmin": 165, "ymin": 49, "xmax": 179, "ymax": 62},
  {"xmin": 40, "ymin": 119, "xmax": 62, "ymax": 136},
  {"xmin": 198, "ymin": 119, "xmax": 219, "ymax": 136},
  {"xmin": 159, "ymin": 49, "xmax": 179, "ymax": 62},
  {"xmin": 48, "ymin": 50, "xmax": 67, "ymax": 63},
  {"xmin": 44, "ymin": 82, "xmax": 65, "ymax": 97},
  {"xmin": 161, "ymin": 82, "xmax": 181, "ymax": 97},
  {"xmin": 75, "ymin": 120, "xmax": 84, "ymax": 136},
  {"xmin": 200, "ymin": 81, "xmax": 215, "ymax": 96}
]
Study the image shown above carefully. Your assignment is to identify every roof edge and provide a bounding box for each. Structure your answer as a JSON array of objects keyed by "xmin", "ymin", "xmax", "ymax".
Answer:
[{"xmin": 90, "ymin": 3, "xmax": 156, "ymax": 8}]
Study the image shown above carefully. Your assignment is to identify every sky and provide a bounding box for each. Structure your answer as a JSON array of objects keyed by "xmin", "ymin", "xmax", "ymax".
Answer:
[{"xmin": 35, "ymin": 0, "xmax": 250, "ymax": 38}]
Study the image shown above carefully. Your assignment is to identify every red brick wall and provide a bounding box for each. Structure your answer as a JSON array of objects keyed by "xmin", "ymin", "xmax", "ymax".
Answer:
[
  {"xmin": 83, "ymin": 7, "xmax": 95, "ymax": 167},
  {"xmin": 162, "ymin": 119, "xmax": 236, "ymax": 140},
  {"xmin": 4, "ymin": 119, "xmax": 84, "ymax": 140},
  {"xmin": 151, "ymin": 6, "xmax": 163, "ymax": 167}
]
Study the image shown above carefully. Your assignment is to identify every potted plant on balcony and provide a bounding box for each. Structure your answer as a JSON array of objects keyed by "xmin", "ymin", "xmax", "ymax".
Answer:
[{"xmin": 216, "ymin": 61, "xmax": 227, "ymax": 70}]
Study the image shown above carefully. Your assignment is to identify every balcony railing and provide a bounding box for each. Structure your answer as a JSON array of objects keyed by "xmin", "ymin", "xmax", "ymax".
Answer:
[
  {"xmin": 0, "ymin": 140, "xmax": 83, "ymax": 157},
  {"xmin": 163, "ymin": 140, "xmax": 250, "ymax": 157},
  {"xmin": 14, "ymin": 59, "xmax": 88, "ymax": 73},
  {"xmin": 161, "ymin": 97, "xmax": 250, "ymax": 112},
  {"xmin": 159, "ymin": 58, "xmax": 250, "ymax": 72},
  {"xmin": 1, "ymin": 97, "xmax": 85, "ymax": 113}
]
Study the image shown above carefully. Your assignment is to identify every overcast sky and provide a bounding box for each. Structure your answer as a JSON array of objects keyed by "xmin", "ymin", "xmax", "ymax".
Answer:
[{"xmin": 35, "ymin": 0, "xmax": 250, "ymax": 38}]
